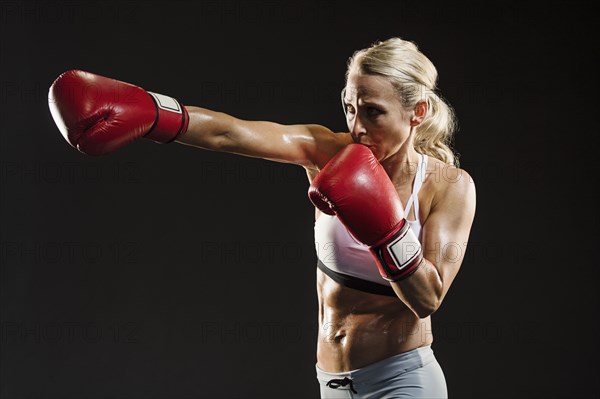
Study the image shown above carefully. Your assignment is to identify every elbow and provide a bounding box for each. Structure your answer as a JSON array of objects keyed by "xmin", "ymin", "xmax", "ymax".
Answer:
[
  {"xmin": 203, "ymin": 129, "xmax": 237, "ymax": 153},
  {"xmin": 213, "ymin": 132, "xmax": 234, "ymax": 152},
  {"xmin": 391, "ymin": 289, "xmax": 441, "ymax": 319},
  {"xmin": 412, "ymin": 298, "xmax": 441, "ymax": 319}
]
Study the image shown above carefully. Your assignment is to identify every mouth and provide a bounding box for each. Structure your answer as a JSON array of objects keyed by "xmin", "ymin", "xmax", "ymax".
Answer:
[{"xmin": 351, "ymin": 136, "xmax": 375, "ymax": 149}]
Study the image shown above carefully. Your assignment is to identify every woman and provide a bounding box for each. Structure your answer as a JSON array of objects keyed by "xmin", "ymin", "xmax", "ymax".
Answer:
[{"xmin": 49, "ymin": 37, "xmax": 476, "ymax": 398}]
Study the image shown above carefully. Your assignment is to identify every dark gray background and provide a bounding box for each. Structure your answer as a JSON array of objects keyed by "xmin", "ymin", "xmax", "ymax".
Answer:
[{"xmin": 1, "ymin": 1, "xmax": 598, "ymax": 398}]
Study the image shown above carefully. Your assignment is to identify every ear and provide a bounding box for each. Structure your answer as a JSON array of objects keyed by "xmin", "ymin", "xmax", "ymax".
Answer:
[{"xmin": 410, "ymin": 100, "xmax": 428, "ymax": 126}]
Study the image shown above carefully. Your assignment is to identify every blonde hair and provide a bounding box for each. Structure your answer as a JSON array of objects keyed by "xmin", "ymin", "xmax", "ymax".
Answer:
[{"xmin": 346, "ymin": 37, "xmax": 459, "ymax": 166}]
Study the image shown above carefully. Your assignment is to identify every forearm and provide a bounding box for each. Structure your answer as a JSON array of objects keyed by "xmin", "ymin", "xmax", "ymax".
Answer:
[
  {"xmin": 391, "ymin": 259, "xmax": 444, "ymax": 319},
  {"xmin": 175, "ymin": 106, "xmax": 238, "ymax": 151}
]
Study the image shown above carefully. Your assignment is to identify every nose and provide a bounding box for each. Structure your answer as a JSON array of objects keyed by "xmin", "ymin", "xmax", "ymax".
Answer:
[{"xmin": 349, "ymin": 115, "xmax": 366, "ymax": 140}]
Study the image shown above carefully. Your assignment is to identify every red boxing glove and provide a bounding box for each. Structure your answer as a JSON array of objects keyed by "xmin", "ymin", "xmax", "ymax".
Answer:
[
  {"xmin": 48, "ymin": 70, "xmax": 189, "ymax": 156},
  {"xmin": 308, "ymin": 144, "xmax": 423, "ymax": 281}
]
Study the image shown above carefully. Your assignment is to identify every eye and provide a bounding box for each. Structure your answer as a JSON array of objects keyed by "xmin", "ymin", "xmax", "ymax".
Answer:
[
  {"xmin": 344, "ymin": 103, "xmax": 356, "ymax": 114},
  {"xmin": 366, "ymin": 107, "xmax": 382, "ymax": 117}
]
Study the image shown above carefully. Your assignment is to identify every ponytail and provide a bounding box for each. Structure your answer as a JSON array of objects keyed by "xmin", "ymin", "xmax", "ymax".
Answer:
[{"xmin": 414, "ymin": 92, "xmax": 459, "ymax": 166}]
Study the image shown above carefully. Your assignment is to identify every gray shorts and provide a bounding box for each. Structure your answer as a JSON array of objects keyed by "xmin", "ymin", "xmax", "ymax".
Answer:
[{"xmin": 316, "ymin": 345, "xmax": 447, "ymax": 398}]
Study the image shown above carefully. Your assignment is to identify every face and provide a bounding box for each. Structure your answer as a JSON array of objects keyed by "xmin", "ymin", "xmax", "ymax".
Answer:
[{"xmin": 343, "ymin": 72, "xmax": 413, "ymax": 161}]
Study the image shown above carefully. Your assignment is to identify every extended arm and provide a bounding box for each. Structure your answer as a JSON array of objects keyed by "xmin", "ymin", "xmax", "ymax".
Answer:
[{"xmin": 48, "ymin": 70, "xmax": 350, "ymax": 168}]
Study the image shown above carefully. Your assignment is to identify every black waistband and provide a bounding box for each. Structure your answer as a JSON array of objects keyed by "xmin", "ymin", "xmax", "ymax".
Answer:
[{"xmin": 317, "ymin": 259, "xmax": 396, "ymax": 297}]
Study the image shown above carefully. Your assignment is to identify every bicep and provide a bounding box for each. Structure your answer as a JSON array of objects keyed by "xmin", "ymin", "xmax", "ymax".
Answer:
[
  {"xmin": 227, "ymin": 120, "xmax": 347, "ymax": 167},
  {"xmin": 421, "ymin": 171, "xmax": 476, "ymax": 298}
]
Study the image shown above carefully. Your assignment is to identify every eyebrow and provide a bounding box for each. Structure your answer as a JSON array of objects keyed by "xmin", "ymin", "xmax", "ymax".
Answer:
[
  {"xmin": 359, "ymin": 99, "xmax": 385, "ymax": 107},
  {"xmin": 344, "ymin": 88, "xmax": 389, "ymax": 106},
  {"xmin": 344, "ymin": 96, "xmax": 386, "ymax": 108}
]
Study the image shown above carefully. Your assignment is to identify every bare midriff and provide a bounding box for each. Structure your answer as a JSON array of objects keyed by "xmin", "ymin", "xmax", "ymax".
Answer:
[{"xmin": 316, "ymin": 268, "xmax": 433, "ymax": 372}]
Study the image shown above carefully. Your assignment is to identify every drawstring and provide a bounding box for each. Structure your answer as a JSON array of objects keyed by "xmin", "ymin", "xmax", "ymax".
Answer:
[{"xmin": 326, "ymin": 377, "xmax": 357, "ymax": 394}]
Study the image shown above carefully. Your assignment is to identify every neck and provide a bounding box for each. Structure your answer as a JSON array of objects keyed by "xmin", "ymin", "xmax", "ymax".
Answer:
[
  {"xmin": 380, "ymin": 132, "xmax": 420, "ymax": 187},
  {"xmin": 381, "ymin": 149, "xmax": 419, "ymax": 187}
]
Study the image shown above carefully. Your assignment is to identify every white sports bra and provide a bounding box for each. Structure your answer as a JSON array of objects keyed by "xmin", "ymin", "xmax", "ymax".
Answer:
[{"xmin": 314, "ymin": 154, "xmax": 428, "ymax": 296}]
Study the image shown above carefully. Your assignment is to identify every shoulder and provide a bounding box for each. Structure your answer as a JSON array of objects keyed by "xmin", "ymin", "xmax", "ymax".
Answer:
[
  {"xmin": 304, "ymin": 130, "xmax": 353, "ymax": 171},
  {"xmin": 427, "ymin": 157, "xmax": 476, "ymax": 220}
]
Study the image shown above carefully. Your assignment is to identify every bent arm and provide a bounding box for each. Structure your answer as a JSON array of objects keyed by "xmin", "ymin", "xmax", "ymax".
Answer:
[
  {"xmin": 391, "ymin": 167, "xmax": 477, "ymax": 318},
  {"xmin": 176, "ymin": 106, "xmax": 351, "ymax": 169}
]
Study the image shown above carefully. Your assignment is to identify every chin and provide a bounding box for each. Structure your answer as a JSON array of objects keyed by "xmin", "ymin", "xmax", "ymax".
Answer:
[{"xmin": 368, "ymin": 146, "xmax": 384, "ymax": 161}]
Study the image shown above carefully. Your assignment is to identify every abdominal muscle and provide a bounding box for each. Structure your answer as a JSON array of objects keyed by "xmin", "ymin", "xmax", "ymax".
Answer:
[{"xmin": 316, "ymin": 268, "xmax": 433, "ymax": 372}]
